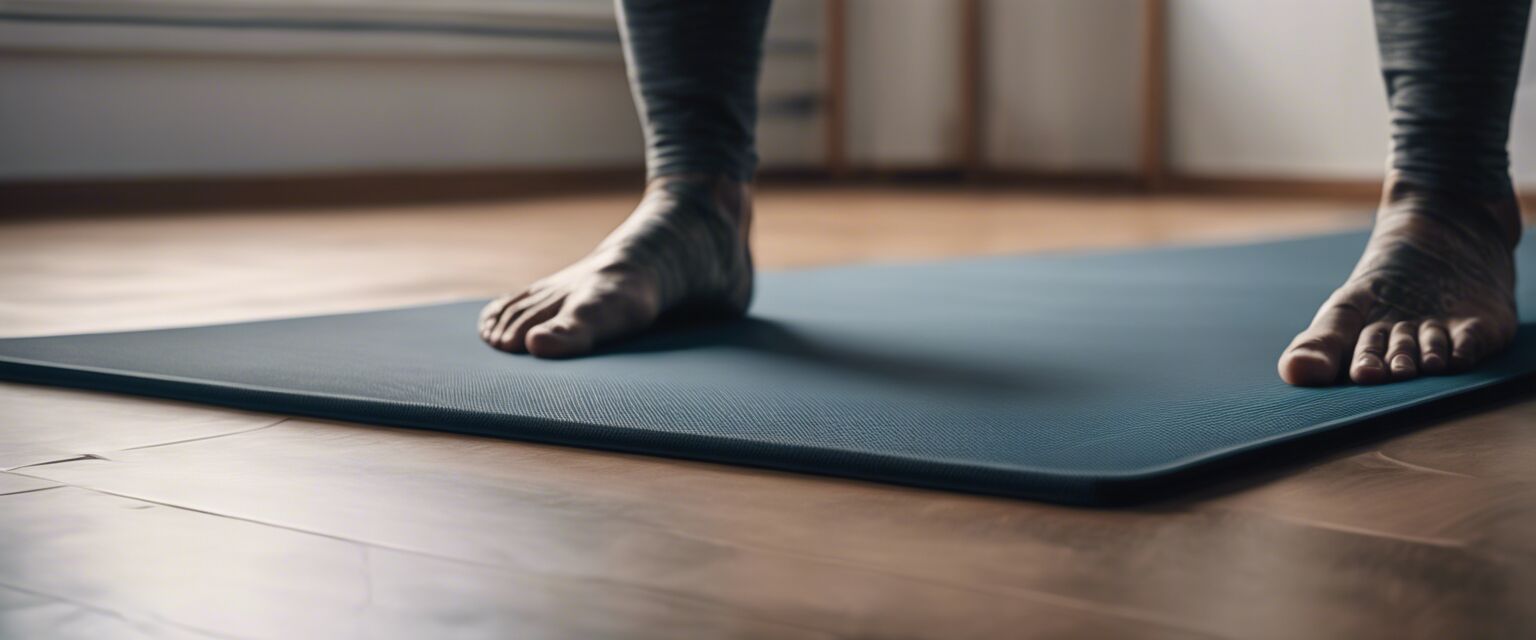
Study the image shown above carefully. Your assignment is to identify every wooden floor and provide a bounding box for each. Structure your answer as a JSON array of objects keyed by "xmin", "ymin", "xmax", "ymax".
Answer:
[{"xmin": 2, "ymin": 187, "xmax": 1533, "ymax": 639}]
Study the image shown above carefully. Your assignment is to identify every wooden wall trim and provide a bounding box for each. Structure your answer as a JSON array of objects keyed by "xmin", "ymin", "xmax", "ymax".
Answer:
[
  {"xmin": 822, "ymin": 0, "xmax": 849, "ymax": 178},
  {"xmin": 0, "ymin": 168, "xmax": 645, "ymax": 216},
  {"xmin": 1138, "ymin": 0, "xmax": 1168, "ymax": 192},
  {"xmin": 958, "ymin": 0, "xmax": 985, "ymax": 176},
  {"xmin": 1166, "ymin": 175, "xmax": 1536, "ymax": 211},
  {"xmin": 1162, "ymin": 175, "xmax": 1382, "ymax": 201},
  {"xmin": 0, "ymin": 167, "xmax": 1135, "ymax": 217},
  {"xmin": 10, "ymin": 168, "xmax": 1534, "ymax": 217}
]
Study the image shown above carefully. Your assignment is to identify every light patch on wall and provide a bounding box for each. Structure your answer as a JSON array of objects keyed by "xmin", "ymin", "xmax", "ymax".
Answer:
[
  {"xmin": 982, "ymin": 0, "xmax": 1142, "ymax": 173},
  {"xmin": 844, "ymin": 0, "xmax": 961, "ymax": 168}
]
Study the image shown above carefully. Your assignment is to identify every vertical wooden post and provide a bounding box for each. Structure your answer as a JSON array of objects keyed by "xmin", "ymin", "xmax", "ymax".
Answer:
[
  {"xmin": 1139, "ymin": 0, "xmax": 1168, "ymax": 191},
  {"xmin": 823, "ymin": 0, "xmax": 849, "ymax": 177},
  {"xmin": 959, "ymin": 0, "xmax": 985, "ymax": 178}
]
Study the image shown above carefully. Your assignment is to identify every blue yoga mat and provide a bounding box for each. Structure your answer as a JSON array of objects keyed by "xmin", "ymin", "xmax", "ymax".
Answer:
[{"xmin": 2, "ymin": 231, "xmax": 1533, "ymax": 503}]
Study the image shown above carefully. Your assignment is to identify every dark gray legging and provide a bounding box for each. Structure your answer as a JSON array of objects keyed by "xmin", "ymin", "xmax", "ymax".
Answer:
[
  {"xmin": 616, "ymin": 0, "xmax": 773, "ymax": 182},
  {"xmin": 618, "ymin": 0, "xmax": 1531, "ymax": 199},
  {"xmin": 1375, "ymin": 0, "xmax": 1531, "ymax": 200}
]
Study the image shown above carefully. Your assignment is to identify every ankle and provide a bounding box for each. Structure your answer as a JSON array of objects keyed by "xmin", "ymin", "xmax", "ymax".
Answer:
[
  {"xmin": 645, "ymin": 173, "xmax": 752, "ymax": 227},
  {"xmin": 1380, "ymin": 172, "xmax": 1522, "ymax": 250}
]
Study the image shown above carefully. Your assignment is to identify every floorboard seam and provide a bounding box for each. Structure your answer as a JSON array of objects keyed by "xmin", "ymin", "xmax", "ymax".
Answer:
[
  {"xmin": 0, "ymin": 579, "xmax": 245, "ymax": 640},
  {"xmin": 1371, "ymin": 450, "xmax": 1480, "ymax": 479},
  {"xmin": 1227, "ymin": 506, "xmax": 1466, "ymax": 548},
  {"xmin": 5, "ymin": 477, "xmax": 1215, "ymax": 637},
  {"xmin": 5, "ymin": 453, "xmax": 110, "ymax": 472},
  {"xmin": 2, "ymin": 481, "xmax": 852, "ymax": 640},
  {"xmin": 115, "ymin": 417, "xmax": 291, "ymax": 453},
  {"xmin": 0, "ymin": 484, "xmax": 64, "ymax": 497},
  {"xmin": 598, "ymin": 513, "xmax": 1223, "ymax": 636},
  {"xmin": 0, "ymin": 418, "xmax": 289, "ymax": 473}
]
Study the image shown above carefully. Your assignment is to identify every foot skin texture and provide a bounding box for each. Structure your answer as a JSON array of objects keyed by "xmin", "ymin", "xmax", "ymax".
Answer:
[
  {"xmin": 479, "ymin": 175, "xmax": 754, "ymax": 358},
  {"xmin": 1279, "ymin": 177, "xmax": 1522, "ymax": 386}
]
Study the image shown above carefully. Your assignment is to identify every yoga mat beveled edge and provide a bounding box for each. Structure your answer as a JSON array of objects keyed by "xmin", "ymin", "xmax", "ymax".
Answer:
[{"xmin": 2, "ymin": 348, "xmax": 1531, "ymax": 505}]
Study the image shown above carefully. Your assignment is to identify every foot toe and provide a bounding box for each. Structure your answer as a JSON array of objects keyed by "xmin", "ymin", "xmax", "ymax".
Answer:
[
  {"xmin": 1448, "ymin": 318, "xmax": 1490, "ymax": 372},
  {"xmin": 478, "ymin": 297, "xmax": 511, "ymax": 338},
  {"xmin": 1349, "ymin": 322, "xmax": 1392, "ymax": 385},
  {"xmin": 1350, "ymin": 354, "xmax": 1390, "ymax": 385},
  {"xmin": 1279, "ymin": 295, "xmax": 1368, "ymax": 386},
  {"xmin": 495, "ymin": 297, "xmax": 563, "ymax": 353},
  {"xmin": 525, "ymin": 321, "xmax": 595, "ymax": 359},
  {"xmin": 525, "ymin": 286, "xmax": 655, "ymax": 359},
  {"xmin": 1418, "ymin": 320, "xmax": 1450, "ymax": 374},
  {"xmin": 1385, "ymin": 320, "xmax": 1420, "ymax": 381},
  {"xmin": 1279, "ymin": 345, "xmax": 1344, "ymax": 387},
  {"xmin": 486, "ymin": 295, "xmax": 541, "ymax": 346}
]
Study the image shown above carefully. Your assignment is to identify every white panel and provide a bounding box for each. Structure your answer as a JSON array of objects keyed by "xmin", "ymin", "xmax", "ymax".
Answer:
[
  {"xmin": 0, "ymin": 54, "xmax": 645, "ymax": 178},
  {"xmin": 845, "ymin": 0, "xmax": 960, "ymax": 167},
  {"xmin": 982, "ymin": 0, "xmax": 1141, "ymax": 172},
  {"xmin": 1504, "ymin": 29, "xmax": 1536, "ymax": 189},
  {"xmin": 1170, "ymin": 0, "xmax": 1536, "ymax": 189},
  {"xmin": 1168, "ymin": 0, "xmax": 1390, "ymax": 180},
  {"xmin": 757, "ymin": 0, "xmax": 824, "ymax": 168},
  {"xmin": 0, "ymin": 0, "xmax": 823, "ymax": 179}
]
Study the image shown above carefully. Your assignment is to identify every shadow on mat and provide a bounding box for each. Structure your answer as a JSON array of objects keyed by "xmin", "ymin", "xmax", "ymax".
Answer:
[{"xmin": 602, "ymin": 317, "xmax": 1065, "ymax": 397}]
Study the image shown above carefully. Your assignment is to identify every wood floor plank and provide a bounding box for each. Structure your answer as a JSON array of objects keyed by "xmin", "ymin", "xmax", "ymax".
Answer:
[
  {"xmin": 1375, "ymin": 401, "xmax": 1536, "ymax": 483},
  {"xmin": 0, "ymin": 584, "xmax": 214, "ymax": 640},
  {"xmin": 0, "ymin": 383, "xmax": 281, "ymax": 471},
  {"xmin": 20, "ymin": 419, "xmax": 1534, "ymax": 639},
  {"xmin": 0, "ymin": 486, "xmax": 1200, "ymax": 640},
  {"xmin": 1209, "ymin": 449, "xmax": 1536, "ymax": 557}
]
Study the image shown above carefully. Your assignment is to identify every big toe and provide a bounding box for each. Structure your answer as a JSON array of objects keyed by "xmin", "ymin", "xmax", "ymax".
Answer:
[
  {"xmin": 525, "ymin": 321, "xmax": 596, "ymax": 359},
  {"xmin": 1279, "ymin": 347, "xmax": 1342, "ymax": 387}
]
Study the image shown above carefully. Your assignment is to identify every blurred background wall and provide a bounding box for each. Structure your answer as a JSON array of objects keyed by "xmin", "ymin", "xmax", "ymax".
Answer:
[
  {"xmin": 0, "ymin": 0, "xmax": 821, "ymax": 178},
  {"xmin": 1, "ymin": 0, "xmax": 1533, "ymax": 188}
]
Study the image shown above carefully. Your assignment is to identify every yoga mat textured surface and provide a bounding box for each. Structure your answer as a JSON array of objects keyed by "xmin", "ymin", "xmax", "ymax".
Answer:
[{"xmin": 3, "ymin": 232, "xmax": 1533, "ymax": 503}]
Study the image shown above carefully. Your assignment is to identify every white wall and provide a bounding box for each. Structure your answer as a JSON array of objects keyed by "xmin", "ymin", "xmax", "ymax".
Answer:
[
  {"xmin": 0, "ymin": 0, "xmax": 822, "ymax": 179},
  {"xmin": 844, "ymin": 0, "xmax": 961, "ymax": 168},
  {"xmin": 987, "ymin": 0, "xmax": 1536, "ymax": 185},
  {"xmin": 841, "ymin": 0, "xmax": 1144, "ymax": 173},
  {"xmin": 0, "ymin": 1, "xmax": 1040, "ymax": 179},
  {"xmin": 0, "ymin": 52, "xmax": 644, "ymax": 178},
  {"xmin": 1168, "ymin": 1, "xmax": 1391, "ymax": 180},
  {"xmin": 1169, "ymin": 0, "xmax": 1536, "ymax": 189},
  {"xmin": 840, "ymin": 0, "xmax": 1143, "ymax": 173},
  {"xmin": 983, "ymin": 0, "xmax": 1142, "ymax": 173}
]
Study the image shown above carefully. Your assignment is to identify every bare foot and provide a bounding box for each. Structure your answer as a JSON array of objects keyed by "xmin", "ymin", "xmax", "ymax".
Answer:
[
  {"xmin": 479, "ymin": 175, "xmax": 753, "ymax": 358},
  {"xmin": 1279, "ymin": 176, "xmax": 1522, "ymax": 386}
]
